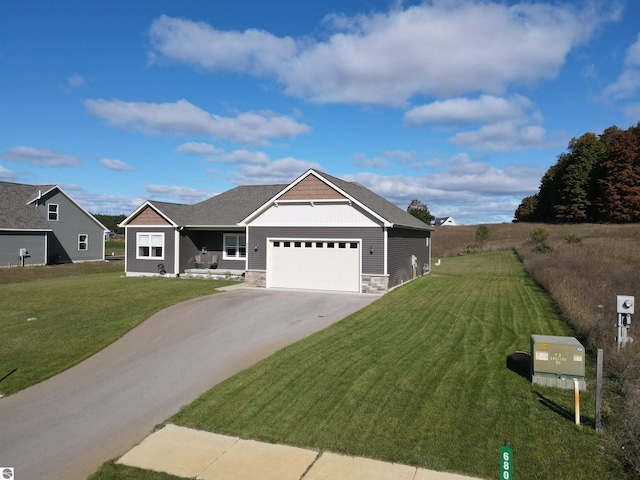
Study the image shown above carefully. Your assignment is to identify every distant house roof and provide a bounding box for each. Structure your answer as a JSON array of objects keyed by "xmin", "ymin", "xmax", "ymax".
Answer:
[
  {"xmin": 0, "ymin": 181, "xmax": 56, "ymax": 230},
  {"xmin": 0, "ymin": 181, "xmax": 108, "ymax": 232},
  {"xmin": 434, "ymin": 216, "xmax": 457, "ymax": 226}
]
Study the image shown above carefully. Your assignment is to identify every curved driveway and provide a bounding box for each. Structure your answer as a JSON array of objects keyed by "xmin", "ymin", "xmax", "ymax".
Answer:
[{"xmin": 0, "ymin": 286, "xmax": 378, "ymax": 480}]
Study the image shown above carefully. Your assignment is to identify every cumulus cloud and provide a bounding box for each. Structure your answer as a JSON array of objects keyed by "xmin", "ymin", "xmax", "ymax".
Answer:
[
  {"xmin": 450, "ymin": 122, "xmax": 547, "ymax": 152},
  {"xmin": 84, "ymin": 99, "xmax": 311, "ymax": 146},
  {"xmin": 148, "ymin": 2, "xmax": 601, "ymax": 105},
  {"xmin": 146, "ymin": 184, "xmax": 212, "ymax": 204},
  {"xmin": 1, "ymin": 146, "xmax": 82, "ymax": 167},
  {"xmin": 230, "ymin": 157, "xmax": 321, "ymax": 185},
  {"xmin": 99, "ymin": 158, "xmax": 133, "ymax": 171},
  {"xmin": 344, "ymin": 156, "xmax": 543, "ymax": 224},
  {"xmin": 176, "ymin": 142, "xmax": 223, "ymax": 155},
  {"xmin": 0, "ymin": 164, "xmax": 15, "ymax": 181},
  {"xmin": 603, "ymin": 33, "xmax": 640, "ymax": 100},
  {"xmin": 405, "ymin": 95, "xmax": 535, "ymax": 126}
]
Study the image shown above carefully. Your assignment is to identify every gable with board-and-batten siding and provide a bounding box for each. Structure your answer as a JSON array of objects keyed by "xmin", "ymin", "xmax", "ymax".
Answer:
[{"xmin": 249, "ymin": 175, "xmax": 382, "ymax": 227}]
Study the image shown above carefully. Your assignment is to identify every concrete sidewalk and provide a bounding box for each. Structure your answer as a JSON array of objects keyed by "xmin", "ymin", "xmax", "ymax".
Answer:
[{"xmin": 117, "ymin": 424, "xmax": 485, "ymax": 480}]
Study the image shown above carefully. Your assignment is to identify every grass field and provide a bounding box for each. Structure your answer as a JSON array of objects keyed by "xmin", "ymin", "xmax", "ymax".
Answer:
[
  {"xmin": 93, "ymin": 251, "xmax": 623, "ymax": 480},
  {"xmin": 0, "ymin": 266, "xmax": 236, "ymax": 396}
]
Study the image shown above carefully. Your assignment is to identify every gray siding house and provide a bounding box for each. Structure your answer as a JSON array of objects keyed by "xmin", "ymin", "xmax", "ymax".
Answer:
[
  {"xmin": 121, "ymin": 169, "xmax": 434, "ymax": 294},
  {"xmin": 0, "ymin": 181, "xmax": 108, "ymax": 266}
]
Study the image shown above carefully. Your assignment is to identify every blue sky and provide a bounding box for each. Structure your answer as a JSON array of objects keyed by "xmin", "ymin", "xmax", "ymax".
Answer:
[{"xmin": 1, "ymin": 0, "xmax": 639, "ymax": 224}]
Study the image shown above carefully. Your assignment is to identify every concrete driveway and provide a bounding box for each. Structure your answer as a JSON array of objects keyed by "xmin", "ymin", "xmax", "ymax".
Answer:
[{"xmin": 0, "ymin": 286, "xmax": 378, "ymax": 480}]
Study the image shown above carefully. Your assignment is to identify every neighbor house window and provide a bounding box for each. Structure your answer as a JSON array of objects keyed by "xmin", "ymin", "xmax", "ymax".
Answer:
[
  {"xmin": 48, "ymin": 203, "xmax": 59, "ymax": 221},
  {"xmin": 137, "ymin": 232, "xmax": 164, "ymax": 259},
  {"xmin": 224, "ymin": 234, "xmax": 246, "ymax": 259},
  {"xmin": 78, "ymin": 234, "xmax": 88, "ymax": 251}
]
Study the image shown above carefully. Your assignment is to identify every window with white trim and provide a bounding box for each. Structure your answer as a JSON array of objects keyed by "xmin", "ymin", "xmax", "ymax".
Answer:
[
  {"xmin": 48, "ymin": 203, "xmax": 59, "ymax": 221},
  {"xmin": 137, "ymin": 232, "xmax": 164, "ymax": 259},
  {"xmin": 224, "ymin": 234, "xmax": 246, "ymax": 259},
  {"xmin": 78, "ymin": 234, "xmax": 88, "ymax": 251}
]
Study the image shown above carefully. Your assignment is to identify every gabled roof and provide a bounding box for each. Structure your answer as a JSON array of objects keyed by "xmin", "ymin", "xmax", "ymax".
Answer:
[
  {"xmin": 122, "ymin": 169, "xmax": 433, "ymax": 231},
  {"xmin": 316, "ymin": 171, "xmax": 433, "ymax": 230},
  {"xmin": 121, "ymin": 184, "xmax": 287, "ymax": 227},
  {"xmin": 0, "ymin": 181, "xmax": 109, "ymax": 232},
  {"xmin": 0, "ymin": 181, "xmax": 56, "ymax": 230},
  {"xmin": 242, "ymin": 169, "xmax": 434, "ymax": 231}
]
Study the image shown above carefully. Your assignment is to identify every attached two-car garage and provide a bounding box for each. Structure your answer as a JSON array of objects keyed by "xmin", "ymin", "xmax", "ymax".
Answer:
[{"xmin": 266, "ymin": 239, "xmax": 361, "ymax": 292}]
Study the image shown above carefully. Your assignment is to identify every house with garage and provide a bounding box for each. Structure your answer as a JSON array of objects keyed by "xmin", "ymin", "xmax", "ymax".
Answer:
[
  {"xmin": 120, "ymin": 169, "xmax": 434, "ymax": 294},
  {"xmin": 0, "ymin": 181, "xmax": 109, "ymax": 266}
]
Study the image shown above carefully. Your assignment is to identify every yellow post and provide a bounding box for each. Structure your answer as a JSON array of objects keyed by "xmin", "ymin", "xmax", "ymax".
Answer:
[{"xmin": 574, "ymin": 378, "xmax": 580, "ymax": 426}]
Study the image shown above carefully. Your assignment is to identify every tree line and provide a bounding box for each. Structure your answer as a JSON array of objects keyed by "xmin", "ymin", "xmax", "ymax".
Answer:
[{"xmin": 515, "ymin": 122, "xmax": 640, "ymax": 223}]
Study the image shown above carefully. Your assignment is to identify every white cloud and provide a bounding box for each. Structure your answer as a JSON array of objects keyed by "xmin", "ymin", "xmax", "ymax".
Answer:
[
  {"xmin": 405, "ymin": 95, "xmax": 534, "ymax": 126},
  {"xmin": 450, "ymin": 122, "xmax": 547, "ymax": 152},
  {"xmin": 176, "ymin": 142, "xmax": 223, "ymax": 155},
  {"xmin": 68, "ymin": 74, "xmax": 85, "ymax": 87},
  {"xmin": 623, "ymin": 103, "xmax": 640, "ymax": 120},
  {"xmin": 1, "ymin": 146, "xmax": 82, "ymax": 167},
  {"xmin": 0, "ymin": 164, "xmax": 15, "ymax": 181},
  {"xmin": 603, "ymin": 33, "xmax": 640, "ymax": 100},
  {"xmin": 230, "ymin": 157, "xmax": 321, "ymax": 185},
  {"xmin": 99, "ymin": 158, "xmax": 133, "ymax": 171},
  {"xmin": 148, "ymin": 15, "xmax": 297, "ymax": 75},
  {"xmin": 341, "ymin": 154, "xmax": 544, "ymax": 224},
  {"xmin": 84, "ymin": 99, "xmax": 311, "ymax": 146},
  {"xmin": 146, "ymin": 184, "xmax": 211, "ymax": 204},
  {"xmin": 176, "ymin": 142, "xmax": 271, "ymax": 165},
  {"xmin": 148, "ymin": 2, "xmax": 602, "ymax": 106}
]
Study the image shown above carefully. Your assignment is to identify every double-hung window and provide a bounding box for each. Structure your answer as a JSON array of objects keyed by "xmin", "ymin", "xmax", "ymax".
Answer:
[
  {"xmin": 78, "ymin": 234, "xmax": 88, "ymax": 251},
  {"xmin": 223, "ymin": 234, "xmax": 246, "ymax": 259},
  {"xmin": 137, "ymin": 232, "xmax": 164, "ymax": 259},
  {"xmin": 48, "ymin": 203, "xmax": 59, "ymax": 221}
]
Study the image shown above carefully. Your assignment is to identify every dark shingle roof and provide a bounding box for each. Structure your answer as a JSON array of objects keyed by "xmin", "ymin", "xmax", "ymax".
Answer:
[
  {"xmin": 0, "ymin": 181, "xmax": 55, "ymax": 230},
  {"xmin": 146, "ymin": 185, "xmax": 286, "ymax": 226},
  {"xmin": 316, "ymin": 171, "xmax": 434, "ymax": 230},
  {"xmin": 134, "ymin": 170, "xmax": 432, "ymax": 231}
]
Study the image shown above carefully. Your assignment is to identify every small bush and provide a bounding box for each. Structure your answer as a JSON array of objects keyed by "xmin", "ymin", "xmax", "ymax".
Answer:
[
  {"xmin": 565, "ymin": 233, "xmax": 583, "ymax": 244},
  {"xmin": 533, "ymin": 242, "xmax": 553, "ymax": 253},
  {"xmin": 475, "ymin": 224, "xmax": 490, "ymax": 247},
  {"xmin": 531, "ymin": 227, "xmax": 550, "ymax": 244}
]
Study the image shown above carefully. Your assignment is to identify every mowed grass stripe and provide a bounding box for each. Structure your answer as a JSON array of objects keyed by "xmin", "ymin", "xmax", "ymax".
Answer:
[{"xmin": 169, "ymin": 251, "xmax": 620, "ymax": 480}]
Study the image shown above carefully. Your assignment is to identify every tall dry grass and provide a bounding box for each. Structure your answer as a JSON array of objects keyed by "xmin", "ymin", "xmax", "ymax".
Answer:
[{"xmin": 432, "ymin": 223, "xmax": 640, "ymax": 476}]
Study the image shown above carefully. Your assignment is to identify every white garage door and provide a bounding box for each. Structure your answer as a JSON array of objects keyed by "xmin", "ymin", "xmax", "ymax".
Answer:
[{"xmin": 267, "ymin": 240, "xmax": 360, "ymax": 292}]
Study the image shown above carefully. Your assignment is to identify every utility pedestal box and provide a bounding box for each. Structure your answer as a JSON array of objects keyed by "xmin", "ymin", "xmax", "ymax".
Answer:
[{"xmin": 531, "ymin": 335, "xmax": 586, "ymax": 391}]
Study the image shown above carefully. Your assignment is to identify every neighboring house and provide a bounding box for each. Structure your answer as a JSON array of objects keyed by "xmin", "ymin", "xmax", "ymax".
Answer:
[
  {"xmin": 0, "ymin": 181, "xmax": 109, "ymax": 266},
  {"xmin": 120, "ymin": 169, "xmax": 434, "ymax": 294},
  {"xmin": 434, "ymin": 216, "xmax": 458, "ymax": 226}
]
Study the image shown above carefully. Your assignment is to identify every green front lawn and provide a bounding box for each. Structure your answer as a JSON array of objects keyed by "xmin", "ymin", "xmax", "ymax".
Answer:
[
  {"xmin": 0, "ymin": 271, "xmax": 236, "ymax": 396},
  {"xmin": 161, "ymin": 251, "xmax": 621, "ymax": 479}
]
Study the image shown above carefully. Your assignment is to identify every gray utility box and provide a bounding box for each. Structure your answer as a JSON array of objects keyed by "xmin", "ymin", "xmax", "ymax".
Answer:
[{"xmin": 531, "ymin": 335, "xmax": 586, "ymax": 391}]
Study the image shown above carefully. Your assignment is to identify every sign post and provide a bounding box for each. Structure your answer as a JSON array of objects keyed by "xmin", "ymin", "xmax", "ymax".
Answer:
[{"xmin": 500, "ymin": 443, "xmax": 513, "ymax": 480}]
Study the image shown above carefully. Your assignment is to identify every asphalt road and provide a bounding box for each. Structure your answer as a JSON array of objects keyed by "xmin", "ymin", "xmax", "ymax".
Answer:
[{"xmin": 0, "ymin": 286, "xmax": 378, "ymax": 480}]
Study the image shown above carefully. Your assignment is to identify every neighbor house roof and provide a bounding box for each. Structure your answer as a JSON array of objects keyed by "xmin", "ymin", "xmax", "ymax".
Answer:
[{"xmin": 0, "ymin": 181, "xmax": 55, "ymax": 230}]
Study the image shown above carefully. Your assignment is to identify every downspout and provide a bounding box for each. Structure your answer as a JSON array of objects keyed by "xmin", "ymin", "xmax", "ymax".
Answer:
[
  {"xmin": 175, "ymin": 226, "xmax": 182, "ymax": 276},
  {"xmin": 383, "ymin": 226, "xmax": 388, "ymax": 276}
]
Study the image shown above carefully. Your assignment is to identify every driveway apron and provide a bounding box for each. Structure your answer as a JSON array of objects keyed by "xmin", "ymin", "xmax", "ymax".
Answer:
[{"xmin": 0, "ymin": 287, "xmax": 377, "ymax": 480}]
